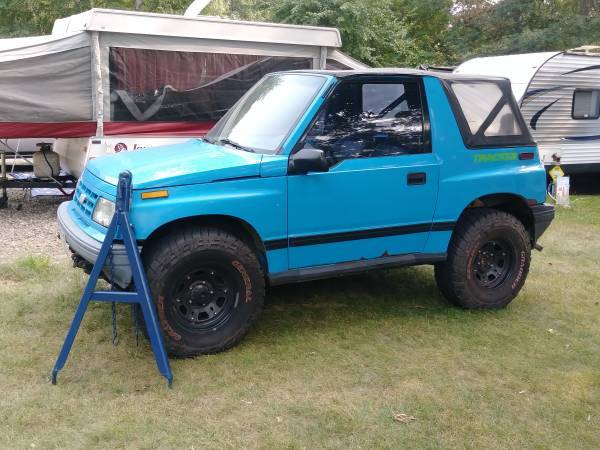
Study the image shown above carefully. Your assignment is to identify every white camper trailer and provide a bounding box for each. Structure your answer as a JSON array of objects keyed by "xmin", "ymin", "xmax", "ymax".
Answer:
[
  {"xmin": 455, "ymin": 47, "xmax": 600, "ymax": 174},
  {"xmin": 0, "ymin": 8, "xmax": 366, "ymax": 178}
]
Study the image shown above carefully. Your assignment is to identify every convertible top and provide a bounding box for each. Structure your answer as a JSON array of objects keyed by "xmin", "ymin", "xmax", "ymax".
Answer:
[{"xmin": 287, "ymin": 68, "xmax": 511, "ymax": 83}]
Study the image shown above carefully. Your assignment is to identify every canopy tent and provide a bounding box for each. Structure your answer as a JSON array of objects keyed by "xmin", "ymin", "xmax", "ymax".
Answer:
[{"xmin": 0, "ymin": 8, "xmax": 367, "ymax": 139}]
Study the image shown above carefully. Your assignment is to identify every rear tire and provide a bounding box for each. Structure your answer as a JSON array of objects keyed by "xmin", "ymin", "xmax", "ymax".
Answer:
[
  {"xmin": 142, "ymin": 226, "xmax": 265, "ymax": 357},
  {"xmin": 435, "ymin": 208, "xmax": 531, "ymax": 309}
]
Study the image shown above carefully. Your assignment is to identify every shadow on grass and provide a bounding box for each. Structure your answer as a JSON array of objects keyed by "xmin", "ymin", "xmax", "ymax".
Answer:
[
  {"xmin": 242, "ymin": 261, "xmax": 531, "ymax": 353},
  {"xmin": 258, "ymin": 266, "xmax": 475, "ymax": 338}
]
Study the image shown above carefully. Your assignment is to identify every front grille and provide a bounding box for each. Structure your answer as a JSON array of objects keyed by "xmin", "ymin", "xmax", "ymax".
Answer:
[{"xmin": 73, "ymin": 179, "xmax": 100, "ymax": 218}]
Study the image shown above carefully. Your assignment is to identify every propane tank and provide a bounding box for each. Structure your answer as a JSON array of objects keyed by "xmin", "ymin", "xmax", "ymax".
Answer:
[{"xmin": 33, "ymin": 142, "xmax": 60, "ymax": 179}]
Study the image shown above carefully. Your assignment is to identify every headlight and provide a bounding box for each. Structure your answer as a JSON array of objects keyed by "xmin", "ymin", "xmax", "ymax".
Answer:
[{"xmin": 92, "ymin": 198, "xmax": 116, "ymax": 227}]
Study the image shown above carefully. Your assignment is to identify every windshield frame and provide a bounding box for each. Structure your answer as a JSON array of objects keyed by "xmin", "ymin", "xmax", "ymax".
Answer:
[{"xmin": 205, "ymin": 72, "xmax": 332, "ymax": 155}]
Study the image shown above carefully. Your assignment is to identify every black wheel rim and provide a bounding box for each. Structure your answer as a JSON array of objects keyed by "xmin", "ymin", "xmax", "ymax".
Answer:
[
  {"xmin": 168, "ymin": 265, "xmax": 239, "ymax": 331},
  {"xmin": 473, "ymin": 239, "xmax": 514, "ymax": 289}
]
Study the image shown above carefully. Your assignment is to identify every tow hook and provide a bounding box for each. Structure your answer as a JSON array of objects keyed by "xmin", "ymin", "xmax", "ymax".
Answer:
[{"xmin": 534, "ymin": 243, "xmax": 544, "ymax": 252}]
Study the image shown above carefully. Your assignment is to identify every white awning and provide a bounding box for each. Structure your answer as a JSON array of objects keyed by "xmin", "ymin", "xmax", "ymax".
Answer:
[{"xmin": 53, "ymin": 8, "xmax": 342, "ymax": 48}]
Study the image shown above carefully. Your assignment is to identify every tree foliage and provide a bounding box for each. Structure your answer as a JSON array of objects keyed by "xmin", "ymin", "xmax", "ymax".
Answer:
[
  {"xmin": 0, "ymin": 0, "xmax": 135, "ymax": 36},
  {"xmin": 0, "ymin": 0, "xmax": 598, "ymax": 66},
  {"xmin": 270, "ymin": 0, "xmax": 453, "ymax": 67},
  {"xmin": 449, "ymin": 0, "xmax": 600, "ymax": 62}
]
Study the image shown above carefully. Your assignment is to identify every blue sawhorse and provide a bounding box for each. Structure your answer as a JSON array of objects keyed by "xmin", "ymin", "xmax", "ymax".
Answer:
[{"xmin": 52, "ymin": 171, "xmax": 173, "ymax": 387}]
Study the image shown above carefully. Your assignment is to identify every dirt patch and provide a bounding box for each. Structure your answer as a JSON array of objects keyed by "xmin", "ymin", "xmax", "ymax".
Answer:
[{"xmin": 0, "ymin": 190, "xmax": 70, "ymax": 262}]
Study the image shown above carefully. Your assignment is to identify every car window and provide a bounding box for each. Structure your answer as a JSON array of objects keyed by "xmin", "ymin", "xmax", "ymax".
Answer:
[
  {"xmin": 303, "ymin": 80, "xmax": 428, "ymax": 161},
  {"xmin": 452, "ymin": 82, "xmax": 503, "ymax": 134},
  {"xmin": 484, "ymin": 104, "xmax": 521, "ymax": 136},
  {"xmin": 572, "ymin": 89, "xmax": 600, "ymax": 120},
  {"xmin": 447, "ymin": 79, "xmax": 534, "ymax": 148},
  {"xmin": 206, "ymin": 74, "xmax": 327, "ymax": 153}
]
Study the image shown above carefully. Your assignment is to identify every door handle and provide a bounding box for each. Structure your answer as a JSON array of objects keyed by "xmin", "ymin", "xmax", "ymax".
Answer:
[{"xmin": 407, "ymin": 172, "xmax": 427, "ymax": 185}]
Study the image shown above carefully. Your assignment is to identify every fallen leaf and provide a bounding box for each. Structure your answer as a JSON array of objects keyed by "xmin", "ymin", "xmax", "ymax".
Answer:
[
  {"xmin": 518, "ymin": 390, "xmax": 526, "ymax": 394},
  {"xmin": 276, "ymin": 416, "xmax": 283, "ymax": 423},
  {"xmin": 241, "ymin": 400, "xmax": 253, "ymax": 405},
  {"xmin": 393, "ymin": 413, "xmax": 416, "ymax": 423},
  {"xmin": 547, "ymin": 328, "xmax": 556, "ymax": 334}
]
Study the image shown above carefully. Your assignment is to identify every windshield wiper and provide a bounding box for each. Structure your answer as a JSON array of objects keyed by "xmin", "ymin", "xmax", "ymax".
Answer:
[{"xmin": 217, "ymin": 138, "xmax": 256, "ymax": 153}]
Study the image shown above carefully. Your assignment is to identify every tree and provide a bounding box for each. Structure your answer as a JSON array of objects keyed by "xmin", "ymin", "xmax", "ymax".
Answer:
[
  {"xmin": 271, "ymin": 0, "xmax": 452, "ymax": 67},
  {"xmin": 448, "ymin": 0, "xmax": 600, "ymax": 63},
  {"xmin": 1, "ymin": 0, "xmax": 598, "ymax": 67},
  {"xmin": 0, "ymin": 0, "xmax": 135, "ymax": 36}
]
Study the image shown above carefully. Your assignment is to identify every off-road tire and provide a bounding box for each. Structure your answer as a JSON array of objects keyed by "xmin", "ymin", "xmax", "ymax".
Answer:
[
  {"xmin": 434, "ymin": 208, "xmax": 531, "ymax": 309},
  {"xmin": 141, "ymin": 226, "xmax": 265, "ymax": 357}
]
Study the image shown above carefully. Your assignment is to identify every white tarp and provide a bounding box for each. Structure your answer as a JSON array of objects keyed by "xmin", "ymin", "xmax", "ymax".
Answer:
[
  {"xmin": 0, "ymin": 9, "xmax": 367, "ymax": 138},
  {"xmin": 0, "ymin": 32, "xmax": 89, "ymax": 61},
  {"xmin": 0, "ymin": 32, "xmax": 92, "ymax": 122}
]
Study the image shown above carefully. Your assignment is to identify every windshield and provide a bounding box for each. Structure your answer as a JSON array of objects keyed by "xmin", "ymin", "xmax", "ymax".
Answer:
[{"xmin": 205, "ymin": 73, "xmax": 328, "ymax": 154}]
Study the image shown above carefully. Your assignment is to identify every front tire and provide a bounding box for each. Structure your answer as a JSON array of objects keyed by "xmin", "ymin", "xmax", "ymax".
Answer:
[
  {"xmin": 143, "ymin": 227, "xmax": 265, "ymax": 357},
  {"xmin": 435, "ymin": 208, "xmax": 531, "ymax": 309}
]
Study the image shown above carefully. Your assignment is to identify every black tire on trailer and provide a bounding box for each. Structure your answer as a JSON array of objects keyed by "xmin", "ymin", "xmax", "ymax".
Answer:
[
  {"xmin": 434, "ymin": 208, "xmax": 531, "ymax": 309},
  {"xmin": 141, "ymin": 226, "xmax": 265, "ymax": 357}
]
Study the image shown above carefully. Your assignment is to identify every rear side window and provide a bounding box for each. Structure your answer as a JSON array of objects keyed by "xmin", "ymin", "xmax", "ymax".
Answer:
[
  {"xmin": 445, "ymin": 79, "xmax": 534, "ymax": 149},
  {"xmin": 572, "ymin": 89, "xmax": 600, "ymax": 120}
]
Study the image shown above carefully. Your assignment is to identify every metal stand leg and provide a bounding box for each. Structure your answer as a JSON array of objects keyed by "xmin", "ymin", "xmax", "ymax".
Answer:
[
  {"xmin": 121, "ymin": 209, "xmax": 173, "ymax": 387},
  {"xmin": 51, "ymin": 171, "xmax": 173, "ymax": 387}
]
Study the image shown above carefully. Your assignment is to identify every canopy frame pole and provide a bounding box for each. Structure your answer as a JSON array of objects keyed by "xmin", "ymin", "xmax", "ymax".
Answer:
[
  {"xmin": 0, "ymin": 150, "xmax": 7, "ymax": 209},
  {"xmin": 91, "ymin": 31, "xmax": 104, "ymax": 137},
  {"xmin": 319, "ymin": 46, "xmax": 328, "ymax": 70}
]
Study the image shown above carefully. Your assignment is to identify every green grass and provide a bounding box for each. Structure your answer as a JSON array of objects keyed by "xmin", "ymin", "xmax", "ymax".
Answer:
[{"xmin": 1, "ymin": 197, "xmax": 599, "ymax": 449}]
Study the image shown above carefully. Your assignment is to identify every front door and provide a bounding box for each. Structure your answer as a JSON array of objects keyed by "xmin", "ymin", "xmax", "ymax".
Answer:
[{"xmin": 287, "ymin": 77, "xmax": 439, "ymax": 269}]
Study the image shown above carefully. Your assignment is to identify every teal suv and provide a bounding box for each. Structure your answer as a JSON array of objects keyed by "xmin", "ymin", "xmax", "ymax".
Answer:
[{"xmin": 58, "ymin": 70, "xmax": 555, "ymax": 356}]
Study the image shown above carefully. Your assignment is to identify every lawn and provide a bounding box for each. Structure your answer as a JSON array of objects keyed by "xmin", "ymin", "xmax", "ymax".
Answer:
[{"xmin": 0, "ymin": 197, "xmax": 598, "ymax": 449}]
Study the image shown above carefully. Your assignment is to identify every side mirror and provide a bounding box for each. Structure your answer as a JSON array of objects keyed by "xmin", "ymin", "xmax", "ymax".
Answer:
[{"xmin": 288, "ymin": 148, "xmax": 330, "ymax": 175}]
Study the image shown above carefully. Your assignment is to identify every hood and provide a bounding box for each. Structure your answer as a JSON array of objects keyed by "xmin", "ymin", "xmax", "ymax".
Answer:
[{"xmin": 86, "ymin": 139, "xmax": 263, "ymax": 190}]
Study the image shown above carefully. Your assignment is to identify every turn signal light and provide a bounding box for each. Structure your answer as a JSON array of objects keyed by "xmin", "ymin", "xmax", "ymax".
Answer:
[
  {"xmin": 519, "ymin": 152, "xmax": 535, "ymax": 160},
  {"xmin": 141, "ymin": 190, "xmax": 169, "ymax": 200}
]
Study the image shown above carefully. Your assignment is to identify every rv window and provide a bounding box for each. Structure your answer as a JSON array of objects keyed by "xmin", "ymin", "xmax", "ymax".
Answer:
[
  {"xmin": 572, "ymin": 89, "xmax": 600, "ymax": 120},
  {"xmin": 109, "ymin": 48, "xmax": 312, "ymax": 123},
  {"xmin": 446, "ymin": 79, "xmax": 534, "ymax": 149}
]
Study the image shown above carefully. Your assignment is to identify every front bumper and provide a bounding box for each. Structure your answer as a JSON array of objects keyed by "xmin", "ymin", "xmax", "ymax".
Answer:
[
  {"xmin": 531, "ymin": 203, "xmax": 555, "ymax": 242},
  {"xmin": 57, "ymin": 202, "xmax": 133, "ymax": 288}
]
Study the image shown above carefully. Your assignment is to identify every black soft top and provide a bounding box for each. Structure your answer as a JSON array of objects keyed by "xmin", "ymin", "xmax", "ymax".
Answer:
[
  {"xmin": 285, "ymin": 68, "xmax": 534, "ymax": 150},
  {"xmin": 287, "ymin": 68, "xmax": 510, "ymax": 83}
]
